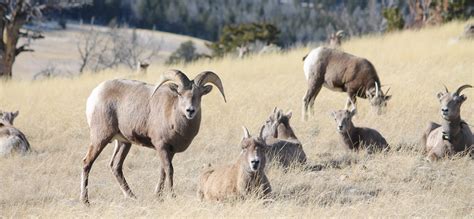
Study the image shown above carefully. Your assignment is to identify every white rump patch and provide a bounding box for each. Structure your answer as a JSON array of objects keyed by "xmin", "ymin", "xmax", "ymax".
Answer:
[
  {"xmin": 86, "ymin": 82, "xmax": 107, "ymax": 127},
  {"xmin": 303, "ymin": 47, "xmax": 324, "ymax": 81}
]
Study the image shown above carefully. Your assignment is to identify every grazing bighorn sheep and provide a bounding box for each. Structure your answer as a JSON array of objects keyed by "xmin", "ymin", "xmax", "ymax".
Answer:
[
  {"xmin": 331, "ymin": 106, "xmax": 389, "ymax": 153},
  {"xmin": 197, "ymin": 127, "xmax": 271, "ymax": 201},
  {"xmin": 302, "ymin": 47, "xmax": 391, "ymax": 120},
  {"xmin": 422, "ymin": 85, "xmax": 473, "ymax": 161},
  {"xmin": 261, "ymin": 108, "xmax": 307, "ymax": 167},
  {"xmin": 0, "ymin": 111, "xmax": 31, "ymax": 156},
  {"xmin": 81, "ymin": 70, "xmax": 226, "ymax": 205}
]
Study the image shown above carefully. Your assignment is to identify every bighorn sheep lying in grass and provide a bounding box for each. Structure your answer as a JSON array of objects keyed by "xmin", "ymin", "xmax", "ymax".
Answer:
[
  {"xmin": 81, "ymin": 70, "xmax": 226, "ymax": 205},
  {"xmin": 0, "ymin": 111, "xmax": 31, "ymax": 156},
  {"xmin": 302, "ymin": 47, "xmax": 391, "ymax": 120},
  {"xmin": 197, "ymin": 127, "xmax": 271, "ymax": 201},
  {"xmin": 332, "ymin": 106, "xmax": 389, "ymax": 153},
  {"xmin": 422, "ymin": 85, "xmax": 473, "ymax": 161},
  {"xmin": 261, "ymin": 108, "xmax": 307, "ymax": 167}
]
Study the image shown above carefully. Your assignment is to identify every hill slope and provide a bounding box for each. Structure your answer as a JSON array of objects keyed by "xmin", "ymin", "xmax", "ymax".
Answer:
[
  {"xmin": 0, "ymin": 20, "xmax": 473, "ymax": 217},
  {"xmin": 13, "ymin": 24, "xmax": 210, "ymax": 80}
]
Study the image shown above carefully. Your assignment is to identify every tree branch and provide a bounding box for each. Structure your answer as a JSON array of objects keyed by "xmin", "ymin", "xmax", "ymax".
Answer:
[{"xmin": 15, "ymin": 44, "xmax": 33, "ymax": 56}]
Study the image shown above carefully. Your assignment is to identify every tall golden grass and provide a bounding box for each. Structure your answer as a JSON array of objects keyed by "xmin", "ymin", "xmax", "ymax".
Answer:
[{"xmin": 0, "ymin": 20, "xmax": 473, "ymax": 217}]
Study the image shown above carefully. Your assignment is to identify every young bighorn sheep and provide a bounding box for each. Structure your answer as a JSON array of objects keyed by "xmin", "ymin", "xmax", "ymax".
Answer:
[
  {"xmin": 331, "ymin": 106, "xmax": 389, "ymax": 153},
  {"xmin": 302, "ymin": 47, "xmax": 391, "ymax": 120},
  {"xmin": 422, "ymin": 84, "xmax": 473, "ymax": 161},
  {"xmin": 261, "ymin": 108, "xmax": 307, "ymax": 167},
  {"xmin": 81, "ymin": 70, "xmax": 226, "ymax": 205},
  {"xmin": 197, "ymin": 127, "xmax": 271, "ymax": 201},
  {"xmin": 0, "ymin": 111, "xmax": 31, "ymax": 156}
]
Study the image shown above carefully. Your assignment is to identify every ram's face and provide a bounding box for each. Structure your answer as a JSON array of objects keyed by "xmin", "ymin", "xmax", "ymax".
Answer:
[{"xmin": 173, "ymin": 84, "xmax": 212, "ymax": 120}]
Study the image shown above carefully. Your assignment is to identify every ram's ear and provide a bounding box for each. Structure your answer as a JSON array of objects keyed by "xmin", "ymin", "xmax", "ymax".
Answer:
[{"xmin": 201, "ymin": 85, "xmax": 213, "ymax": 96}]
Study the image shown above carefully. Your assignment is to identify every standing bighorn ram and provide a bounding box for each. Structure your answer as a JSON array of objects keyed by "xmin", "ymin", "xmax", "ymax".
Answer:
[
  {"xmin": 81, "ymin": 70, "xmax": 226, "ymax": 205},
  {"xmin": 422, "ymin": 84, "xmax": 473, "ymax": 161},
  {"xmin": 302, "ymin": 47, "xmax": 391, "ymax": 120}
]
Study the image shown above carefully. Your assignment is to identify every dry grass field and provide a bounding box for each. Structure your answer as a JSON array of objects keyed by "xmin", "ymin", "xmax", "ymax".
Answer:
[{"xmin": 0, "ymin": 20, "xmax": 473, "ymax": 218}]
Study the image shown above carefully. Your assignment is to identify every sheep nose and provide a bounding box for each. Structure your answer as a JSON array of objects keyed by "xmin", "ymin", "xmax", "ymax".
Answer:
[
  {"xmin": 251, "ymin": 160, "xmax": 260, "ymax": 166},
  {"xmin": 338, "ymin": 125, "xmax": 343, "ymax": 130},
  {"xmin": 441, "ymin": 108, "xmax": 448, "ymax": 114},
  {"xmin": 186, "ymin": 108, "xmax": 195, "ymax": 115}
]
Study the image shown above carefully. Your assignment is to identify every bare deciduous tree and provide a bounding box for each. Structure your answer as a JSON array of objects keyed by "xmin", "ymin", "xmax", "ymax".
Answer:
[
  {"xmin": 77, "ymin": 26, "xmax": 161, "ymax": 74},
  {"xmin": 0, "ymin": 0, "xmax": 89, "ymax": 79}
]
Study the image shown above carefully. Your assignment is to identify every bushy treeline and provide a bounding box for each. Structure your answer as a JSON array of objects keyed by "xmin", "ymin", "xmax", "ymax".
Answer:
[{"xmin": 65, "ymin": 0, "xmax": 473, "ymax": 45}]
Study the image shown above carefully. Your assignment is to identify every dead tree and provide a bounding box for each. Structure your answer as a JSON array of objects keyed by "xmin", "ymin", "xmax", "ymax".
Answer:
[{"xmin": 0, "ymin": 0, "xmax": 89, "ymax": 79}]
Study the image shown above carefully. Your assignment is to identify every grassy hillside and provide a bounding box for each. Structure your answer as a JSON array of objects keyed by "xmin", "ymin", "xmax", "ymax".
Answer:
[
  {"xmin": 0, "ymin": 20, "xmax": 473, "ymax": 217},
  {"xmin": 13, "ymin": 24, "xmax": 210, "ymax": 80}
]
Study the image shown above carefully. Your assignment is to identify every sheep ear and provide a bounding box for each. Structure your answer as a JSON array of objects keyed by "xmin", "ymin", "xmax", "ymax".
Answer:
[
  {"xmin": 458, "ymin": 94, "xmax": 467, "ymax": 103},
  {"xmin": 242, "ymin": 126, "xmax": 251, "ymax": 139},
  {"xmin": 201, "ymin": 85, "xmax": 213, "ymax": 95},
  {"xmin": 331, "ymin": 111, "xmax": 337, "ymax": 118},
  {"xmin": 286, "ymin": 111, "xmax": 292, "ymax": 119},
  {"xmin": 350, "ymin": 108, "xmax": 357, "ymax": 117},
  {"xmin": 384, "ymin": 95, "xmax": 391, "ymax": 101},
  {"xmin": 12, "ymin": 111, "xmax": 19, "ymax": 119},
  {"xmin": 436, "ymin": 92, "xmax": 445, "ymax": 100},
  {"xmin": 169, "ymin": 84, "xmax": 179, "ymax": 94}
]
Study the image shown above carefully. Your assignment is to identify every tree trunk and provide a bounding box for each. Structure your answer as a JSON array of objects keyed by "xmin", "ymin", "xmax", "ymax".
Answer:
[{"xmin": 0, "ymin": 0, "xmax": 28, "ymax": 79}]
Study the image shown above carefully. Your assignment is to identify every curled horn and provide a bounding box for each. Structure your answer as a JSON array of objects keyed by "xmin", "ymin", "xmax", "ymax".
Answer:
[
  {"xmin": 194, "ymin": 71, "xmax": 226, "ymax": 102},
  {"xmin": 443, "ymin": 84, "xmax": 449, "ymax": 93},
  {"xmin": 454, "ymin": 84, "xmax": 473, "ymax": 96},
  {"xmin": 375, "ymin": 82, "xmax": 380, "ymax": 97},
  {"xmin": 336, "ymin": 30, "xmax": 345, "ymax": 37},
  {"xmin": 259, "ymin": 125, "xmax": 265, "ymax": 139},
  {"xmin": 152, "ymin": 70, "xmax": 191, "ymax": 97}
]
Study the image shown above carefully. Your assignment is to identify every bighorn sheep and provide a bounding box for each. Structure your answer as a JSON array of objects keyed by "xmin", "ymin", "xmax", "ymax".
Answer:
[
  {"xmin": 302, "ymin": 47, "xmax": 391, "ymax": 120},
  {"xmin": 422, "ymin": 85, "xmax": 473, "ymax": 161},
  {"xmin": 136, "ymin": 61, "xmax": 150, "ymax": 74},
  {"xmin": 0, "ymin": 110, "xmax": 31, "ymax": 156},
  {"xmin": 81, "ymin": 70, "xmax": 226, "ymax": 205},
  {"xmin": 197, "ymin": 127, "xmax": 271, "ymax": 201},
  {"xmin": 328, "ymin": 30, "xmax": 345, "ymax": 49},
  {"xmin": 261, "ymin": 108, "xmax": 307, "ymax": 167},
  {"xmin": 331, "ymin": 106, "xmax": 389, "ymax": 153}
]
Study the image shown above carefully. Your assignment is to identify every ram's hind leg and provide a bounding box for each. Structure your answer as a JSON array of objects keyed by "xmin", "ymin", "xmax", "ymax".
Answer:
[
  {"xmin": 81, "ymin": 139, "xmax": 110, "ymax": 205},
  {"xmin": 302, "ymin": 76, "xmax": 324, "ymax": 121},
  {"xmin": 110, "ymin": 141, "xmax": 136, "ymax": 199}
]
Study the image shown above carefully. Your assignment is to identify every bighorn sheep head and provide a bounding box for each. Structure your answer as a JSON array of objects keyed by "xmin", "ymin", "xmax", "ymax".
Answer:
[
  {"xmin": 262, "ymin": 107, "xmax": 294, "ymax": 139},
  {"xmin": 332, "ymin": 105, "xmax": 356, "ymax": 133},
  {"xmin": 152, "ymin": 70, "xmax": 226, "ymax": 120},
  {"xmin": 241, "ymin": 126, "xmax": 266, "ymax": 172},
  {"xmin": 437, "ymin": 84, "xmax": 472, "ymax": 121},
  {"xmin": 0, "ymin": 110, "xmax": 19, "ymax": 126},
  {"xmin": 367, "ymin": 82, "xmax": 391, "ymax": 115}
]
